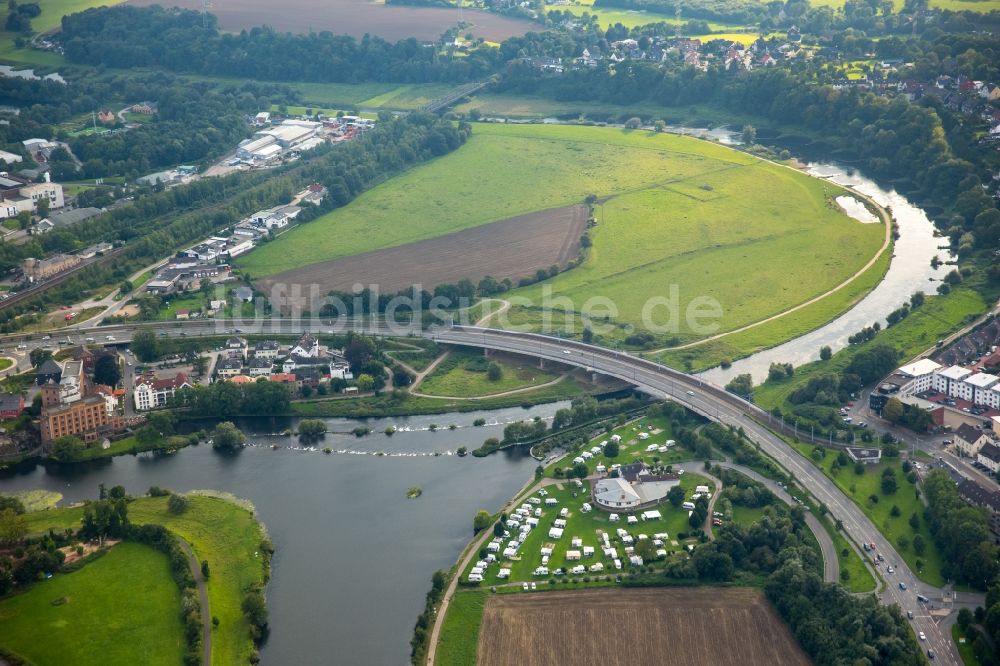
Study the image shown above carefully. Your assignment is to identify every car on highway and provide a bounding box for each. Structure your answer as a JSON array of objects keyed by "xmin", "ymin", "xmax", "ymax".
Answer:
[
  {"xmin": 562, "ymin": 349, "xmax": 571, "ymax": 354},
  {"xmin": 927, "ymin": 649, "xmax": 935, "ymax": 659},
  {"xmin": 898, "ymin": 582, "xmax": 907, "ymax": 590},
  {"xmin": 917, "ymin": 594, "xmax": 929, "ymax": 603},
  {"xmin": 42, "ymin": 335, "xmax": 50, "ymax": 340},
  {"xmin": 907, "ymin": 610, "xmax": 914, "ymax": 619},
  {"xmin": 918, "ymin": 631, "xmax": 925, "ymax": 641},
  {"xmin": 686, "ymin": 390, "xmax": 694, "ymax": 396},
  {"xmin": 886, "ymin": 566, "xmax": 893, "ymax": 573}
]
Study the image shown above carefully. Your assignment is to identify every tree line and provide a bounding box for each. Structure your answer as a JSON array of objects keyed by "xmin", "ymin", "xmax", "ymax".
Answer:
[{"xmin": 59, "ymin": 6, "xmax": 499, "ymax": 84}]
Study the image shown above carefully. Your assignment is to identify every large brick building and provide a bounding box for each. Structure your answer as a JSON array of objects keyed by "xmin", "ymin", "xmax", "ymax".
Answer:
[{"xmin": 39, "ymin": 366, "xmax": 123, "ymax": 444}]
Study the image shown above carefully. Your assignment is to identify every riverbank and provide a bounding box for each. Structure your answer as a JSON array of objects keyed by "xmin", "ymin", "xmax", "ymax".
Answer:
[
  {"xmin": 288, "ymin": 376, "xmax": 591, "ymax": 418},
  {"xmin": 22, "ymin": 491, "xmax": 271, "ymax": 665}
]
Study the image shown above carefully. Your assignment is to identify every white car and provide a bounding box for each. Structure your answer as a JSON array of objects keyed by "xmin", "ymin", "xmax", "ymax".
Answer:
[
  {"xmin": 562, "ymin": 349, "xmax": 572, "ymax": 354},
  {"xmin": 918, "ymin": 631, "xmax": 926, "ymax": 641}
]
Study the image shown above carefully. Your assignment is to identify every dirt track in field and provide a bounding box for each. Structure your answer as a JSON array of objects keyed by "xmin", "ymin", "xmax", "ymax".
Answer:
[
  {"xmin": 129, "ymin": 0, "xmax": 538, "ymax": 42},
  {"xmin": 476, "ymin": 587, "xmax": 811, "ymax": 666},
  {"xmin": 257, "ymin": 204, "xmax": 588, "ymax": 309}
]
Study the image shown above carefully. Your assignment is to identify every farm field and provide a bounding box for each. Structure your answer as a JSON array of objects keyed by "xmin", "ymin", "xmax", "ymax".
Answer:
[
  {"xmin": 22, "ymin": 493, "xmax": 269, "ymax": 666},
  {"xmin": 475, "ymin": 587, "xmax": 810, "ymax": 666},
  {"xmin": 255, "ymin": 204, "xmax": 588, "ymax": 302},
  {"xmin": 243, "ymin": 123, "xmax": 882, "ymax": 352},
  {"xmin": 0, "ymin": 542, "xmax": 184, "ymax": 666},
  {"xmin": 554, "ymin": 3, "xmax": 746, "ymax": 30},
  {"xmin": 239, "ymin": 123, "xmax": 743, "ymax": 276},
  {"xmin": 129, "ymin": 0, "xmax": 539, "ymax": 42},
  {"xmin": 417, "ymin": 349, "xmax": 565, "ymax": 397}
]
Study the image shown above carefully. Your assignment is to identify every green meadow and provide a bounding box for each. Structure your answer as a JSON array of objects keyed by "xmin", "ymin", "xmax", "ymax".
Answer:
[
  {"xmin": 22, "ymin": 493, "xmax": 268, "ymax": 666},
  {"xmin": 0, "ymin": 543, "xmax": 185, "ymax": 666},
  {"xmin": 417, "ymin": 348, "xmax": 563, "ymax": 397},
  {"xmin": 241, "ymin": 124, "xmax": 881, "ymax": 356}
]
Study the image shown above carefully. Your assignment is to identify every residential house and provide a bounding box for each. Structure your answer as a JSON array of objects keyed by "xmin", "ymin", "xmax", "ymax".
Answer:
[
  {"xmin": 977, "ymin": 442, "xmax": 1000, "ymax": 474},
  {"xmin": 0, "ymin": 394, "xmax": 24, "ymax": 418},
  {"xmin": 290, "ymin": 333, "xmax": 319, "ymax": 358},
  {"xmin": 293, "ymin": 367, "xmax": 322, "ymax": 389},
  {"xmin": 955, "ymin": 424, "xmax": 990, "ymax": 457},
  {"xmin": 175, "ymin": 309, "xmax": 191, "ymax": 320},
  {"xmin": 233, "ymin": 286, "xmax": 254, "ymax": 303},
  {"xmin": 252, "ymin": 340, "xmax": 280, "ymax": 360},
  {"xmin": 246, "ymin": 357, "xmax": 273, "ymax": 378},
  {"xmin": 216, "ymin": 358, "xmax": 243, "ymax": 378},
  {"xmin": 957, "ymin": 479, "xmax": 1000, "ymax": 539},
  {"xmin": 225, "ymin": 337, "xmax": 248, "ymax": 359},
  {"xmin": 133, "ymin": 372, "xmax": 190, "ymax": 411}
]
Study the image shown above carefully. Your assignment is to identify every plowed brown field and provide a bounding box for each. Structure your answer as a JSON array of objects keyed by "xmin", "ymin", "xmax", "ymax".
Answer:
[
  {"xmin": 129, "ymin": 0, "xmax": 538, "ymax": 42},
  {"xmin": 257, "ymin": 204, "xmax": 588, "ymax": 306},
  {"xmin": 476, "ymin": 587, "xmax": 810, "ymax": 666}
]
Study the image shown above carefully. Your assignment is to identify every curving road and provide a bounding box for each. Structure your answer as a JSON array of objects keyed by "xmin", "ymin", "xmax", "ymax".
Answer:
[
  {"xmin": 430, "ymin": 325, "xmax": 978, "ymax": 665},
  {"xmin": 3, "ymin": 319, "xmax": 981, "ymax": 664}
]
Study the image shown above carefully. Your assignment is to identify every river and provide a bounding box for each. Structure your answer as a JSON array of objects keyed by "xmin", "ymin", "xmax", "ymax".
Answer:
[
  {"xmin": 698, "ymin": 161, "xmax": 953, "ymax": 385},
  {"xmin": 1, "ymin": 143, "xmax": 951, "ymax": 663},
  {"xmin": 0, "ymin": 403, "xmax": 566, "ymax": 665}
]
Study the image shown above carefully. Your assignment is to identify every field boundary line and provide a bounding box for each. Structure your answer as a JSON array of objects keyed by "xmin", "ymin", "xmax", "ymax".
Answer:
[{"xmin": 646, "ymin": 186, "xmax": 892, "ymax": 354}]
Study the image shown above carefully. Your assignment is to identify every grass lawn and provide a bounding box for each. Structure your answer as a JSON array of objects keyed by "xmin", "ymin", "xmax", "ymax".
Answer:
[
  {"xmin": 0, "ymin": 542, "xmax": 185, "ymax": 666},
  {"xmin": 435, "ymin": 589, "xmax": 486, "ymax": 666},
  {"xmin": 504, "ymin": 131, "xmax": 883, "ymax": 345},
  {"xmin": 0, "ymin": 357, "xmax": 12, "ymax": 372},
  {"xmin": 553, "ymin": 3, "xmax": 745, "ymax": 30},
  {"xmin": 23, "ymin": 494, "xmax": 268, "ymax": 666},
  {"xmin": 657, "ymin": 247, "xmax": 891, "ymax": 371},
  {"xmin": 52, "ymin": 434, "xmax": 192, "ymax": 462},
  {"xmin": 290, "ymin": 375, "xmax": 588, "ymax": 417},
  {"xmin": 545, "ymin": 414, "xmax": 688, "ymax": 479},
  {"xmin": 461, "ymin": 474, "xmax": 711, "ymax": 586},
  {"xmin": 753, "ymin": 287, "xmax": 989, "ymax": 410},
  {"xmin": 156, "ymin": 293, "xmax": 208, "ymax": 321},
  {"xmin": 790, "ymin": 442, "xmax": 945, "ymax": 587},
  {"xmin": 418, "ymin": 349, "xmax": 562, "ymax": 397},
  {"xmin": 823, "ymin": 516, "xmax": 877, "ymax": 593},
  {"xmin": 951, "ymin": 623, "xmax": 982, "ymax": 666}
]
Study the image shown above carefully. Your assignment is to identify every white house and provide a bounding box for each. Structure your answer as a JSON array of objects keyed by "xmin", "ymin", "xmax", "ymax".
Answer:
[
  {"xmin": 253, "ymin": 340, "xmax": 280, "ymax": 360},
  {"xmin": 290, "ymin": 333, "xmax": 319, "ymax": 357},
  {"xmin": 133, "ymin": 372, "xmax": 190, "ymax": 411}
]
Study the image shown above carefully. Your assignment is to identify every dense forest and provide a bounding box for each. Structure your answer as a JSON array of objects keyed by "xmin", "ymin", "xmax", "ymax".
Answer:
[
  {"xmin": 765, "ymin": 559, "xmax": 924, "ymax": 665},
  {"xmin": 59, "ymin": 6, "xmax": 497, "ymax": 84},
  {"xmin": 922, "ymin": 470, "xmax": 1000, "ymax": 587}
]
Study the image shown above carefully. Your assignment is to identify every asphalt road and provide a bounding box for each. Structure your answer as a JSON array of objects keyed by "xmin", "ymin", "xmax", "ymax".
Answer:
[
  {"xmin": 432, "ymin": 326, "xmax": 980, "ymax": 665},
  {"xmin": 4, "ymin": 319, "xmax": 983, "ymax": 663}
]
